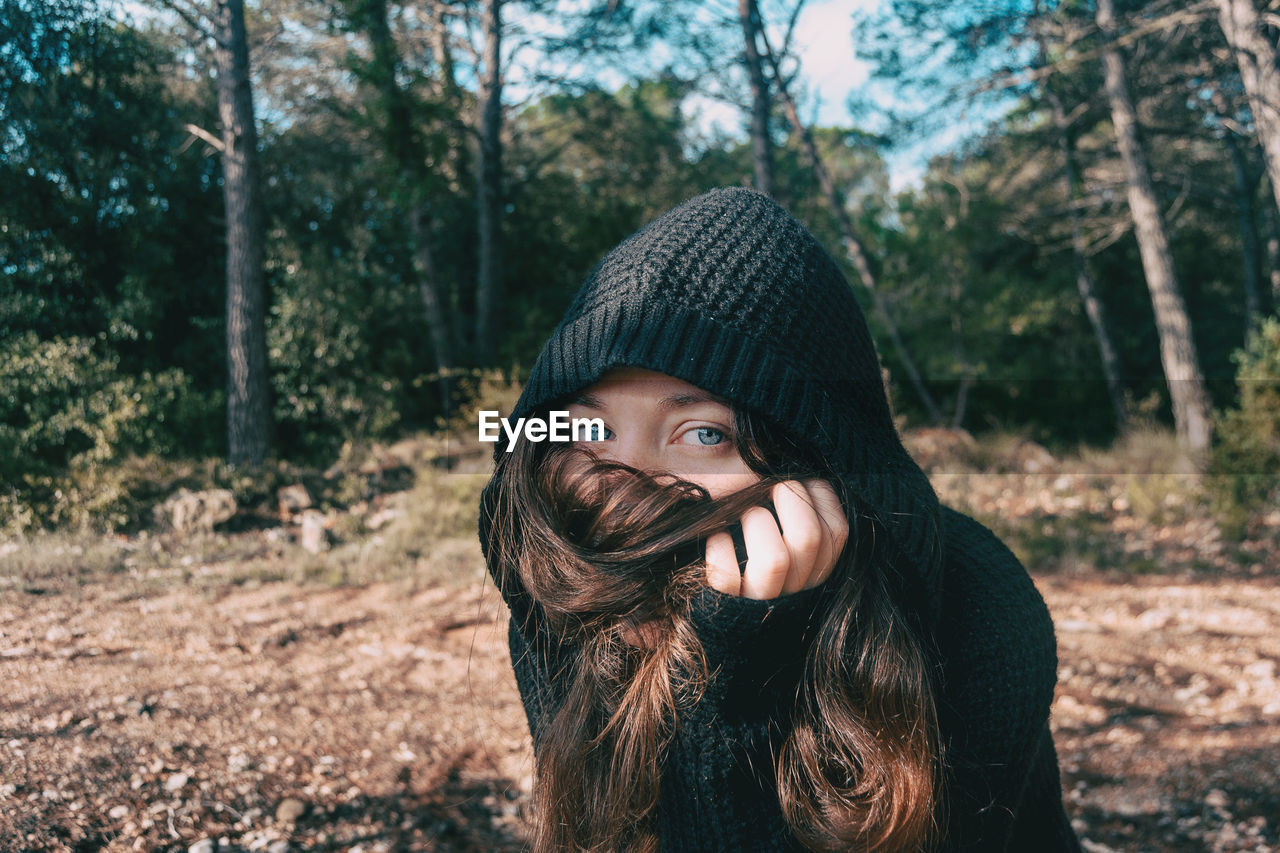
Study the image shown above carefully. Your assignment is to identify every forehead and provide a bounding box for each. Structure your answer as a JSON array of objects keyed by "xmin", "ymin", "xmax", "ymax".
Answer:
[{"xmin": 575, "ymin": 367, "xmax": 729, "ymax": 406}]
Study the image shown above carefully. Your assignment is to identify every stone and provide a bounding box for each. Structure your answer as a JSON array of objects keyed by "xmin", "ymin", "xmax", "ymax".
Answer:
[
  {"xmin": 1015, "ymin": 440, "xmax": 1057, "ymax": 473},
  {"xmin": 298, "ymin": 511, "xmax": 329, "ymax": 555},
  {"xmin": 154, "ymin": 489, "xmax": 237, "ymax": 533},
  {"xmin": 188, "ymin": 840, "xmax": 216, "ymax": 853},
  {"xmin": 275, "ymin": 797, "xmax": 306, "ymax": 823},
  {"xmin": 276, "ymin": 484, "xmax": 313, "ymax": 518}
]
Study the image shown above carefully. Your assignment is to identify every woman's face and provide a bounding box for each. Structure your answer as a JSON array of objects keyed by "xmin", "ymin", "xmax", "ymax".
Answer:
[{"xmin": 565, "ymin": 367, "xmax": 760, "ymax": 499}]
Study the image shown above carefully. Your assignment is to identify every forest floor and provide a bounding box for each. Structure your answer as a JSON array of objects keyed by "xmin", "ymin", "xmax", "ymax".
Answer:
[{"xmin": 2, "ymin": 431, "xmax": 1279, "ymax": 852}]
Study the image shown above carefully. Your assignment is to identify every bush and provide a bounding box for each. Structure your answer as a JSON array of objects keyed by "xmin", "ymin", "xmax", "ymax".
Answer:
[
  {"xmin": 0, "ymin": 333, "xmax": 220, "ymax": 534},
  {"xmin": 1208, "ymin": 316, "xmax": 1280, "ymax": 538}
]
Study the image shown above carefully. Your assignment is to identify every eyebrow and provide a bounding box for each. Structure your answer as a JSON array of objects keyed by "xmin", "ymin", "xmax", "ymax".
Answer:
[
  {"xmin": 570, "ymin": 392, "xmax": 605, "ymax": 409},
  {"xmin": 655, "ymin": 391, "xmax": 726, "ymax": 412},
  {"xmin": 569, "ymin": 390, "xmax": 729, "ymax": 412}
]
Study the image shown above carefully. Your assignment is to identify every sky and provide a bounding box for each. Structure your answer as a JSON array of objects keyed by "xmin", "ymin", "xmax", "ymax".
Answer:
[{"xmin": 652, "ymin": 0, "xmax": 934, "ymax": 192}]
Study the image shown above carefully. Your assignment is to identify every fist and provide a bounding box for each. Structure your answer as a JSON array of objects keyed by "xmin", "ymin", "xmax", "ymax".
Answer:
[{"xmin": 705, "ymin": 480, "xmax": 850, "ymax": 599}]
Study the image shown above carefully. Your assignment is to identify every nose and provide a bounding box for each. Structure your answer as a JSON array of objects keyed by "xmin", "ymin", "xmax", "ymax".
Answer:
[{"xmin": 610, "ymin": 436, "xmax": 662, "ymax": 476}]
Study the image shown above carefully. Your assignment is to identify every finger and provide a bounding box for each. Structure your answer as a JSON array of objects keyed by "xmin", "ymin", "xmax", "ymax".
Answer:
[
  {"xmin": 705, "ymin": 531, "xmax": 741, "ymax": 596},
  {"xmin": 804, "ymin": 479, "xmax": 850, "ymax": 588},
  {"xmin": 772, "ymin": 481, "xmax": 823, "ymax": 595},
  {"xmin": 739, "ymin": 505, "xmax": 790, "ymax": 600}
]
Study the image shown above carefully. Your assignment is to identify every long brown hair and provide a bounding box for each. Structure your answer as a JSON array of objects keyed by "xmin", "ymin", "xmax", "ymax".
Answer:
[{"xmin": 483, "ymin": 406, "xmax": 944, "ymax": 852}]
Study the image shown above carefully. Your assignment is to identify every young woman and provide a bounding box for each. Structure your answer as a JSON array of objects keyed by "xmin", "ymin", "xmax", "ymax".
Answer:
[{"xmin": 479, "ymin": 187, "xmax": 1080, "ymax": 852}]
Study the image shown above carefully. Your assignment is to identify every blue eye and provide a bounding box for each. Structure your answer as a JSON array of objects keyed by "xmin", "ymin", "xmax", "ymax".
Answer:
[
  {"xmin": 690, "ymin": 427, "xmax": 725, "ymax": 446},
  {"xmin": 586, "ymin": 423, "xmax": 613, "ymax": 442}
]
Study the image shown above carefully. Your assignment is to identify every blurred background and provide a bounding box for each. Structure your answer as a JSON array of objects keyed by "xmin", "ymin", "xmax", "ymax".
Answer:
[
  {"xmin": 2, "ymin": 0, "xmax": 1279, "ymax": 530},
  {"xmin": 2, "ymin": 0, "xmax": 1279, "ymax": 850}
]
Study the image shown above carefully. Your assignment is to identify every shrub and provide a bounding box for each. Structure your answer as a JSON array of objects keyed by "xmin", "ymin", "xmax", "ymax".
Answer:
[
  {"xmin": 0, "ymin": 333, "xmax": 219, "ymax": 534},
  {"xmin": 1208, "ymin": 316, "xmax": 1280, "ymax": 538}
]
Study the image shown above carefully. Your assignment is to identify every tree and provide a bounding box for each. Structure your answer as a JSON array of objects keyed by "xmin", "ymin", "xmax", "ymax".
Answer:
[
  {"xmin": 1032, "ymin": 2, "xmax": 1129, "ymax": 430},
  {"xmin": 341, "ymin": 0, "xmax": 454, "ymax": 409},
  {"xmin": 474, "ymin": 0, "xmax": 505, "ymax": 365},
  {"xmin": 214, "ymin": 0, "xmax": 271, "ymax": 465},
  {"xmin": 1214, "ymin": 0, "xmax": 1280, "ymax": 219},
  {"xmin": 1096, "ymin": 0, "xmax": 1214, "ymax": 452},
  {"xmin": 740, "ymin": 0, "xmax": 774, "ymax": 195},
  {"xmin": 156, "ymin": 0, "xmax": 272, "ymax": 464},
  {"xmin": 0, "ymin": 0, "xmax": 224, "ymax": 380}
]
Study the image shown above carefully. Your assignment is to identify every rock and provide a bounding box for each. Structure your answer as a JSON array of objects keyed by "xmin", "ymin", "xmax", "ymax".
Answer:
[
  {"xmin": 275, "ymin": 797, "xmax": 306, "ymax": 823},
  {"xmin": 267, "ymin": 842, "xmax": 290, "ymax": 853},
  {"xmin": 165, "ymin": 772, "xmax": 190, "ymax": 793},
  {"xmin": 276, "ymin": 484, "xmax": 313, "ymax": 519},
  {"xmin": 298, "ymin": 511, "xmax": 329, "ymax": 555},
  {"xmin": 1013, "ymin": 440, "xmax": 1057, "ymax": 473},
  {"xmin": 107, "ymin": 804, "xmax": 129, "ymax": 820},
  {"xmin": 188, "ymin": 840, "xmax": 216, "ymax": 853},
  {"xmin": 154, "ymin": 489, "xmax": 237, "ymax": 533}
]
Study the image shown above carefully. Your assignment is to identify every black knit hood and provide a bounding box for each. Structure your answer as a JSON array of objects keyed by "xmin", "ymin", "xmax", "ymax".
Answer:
[{"xmin": 489, "ymin": 186, "xmax": 943, "ymax": 624}]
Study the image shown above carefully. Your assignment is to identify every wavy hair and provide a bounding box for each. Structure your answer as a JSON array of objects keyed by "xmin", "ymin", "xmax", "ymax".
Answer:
[{"xmin": 482, "ymin": 406, "xmax": 944, "ymax": 852}]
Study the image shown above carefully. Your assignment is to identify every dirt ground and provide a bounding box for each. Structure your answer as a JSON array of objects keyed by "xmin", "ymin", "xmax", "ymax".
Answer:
[{"xmin": 2, "ymin": 555, "xmax": 1279, "ymax": 852}]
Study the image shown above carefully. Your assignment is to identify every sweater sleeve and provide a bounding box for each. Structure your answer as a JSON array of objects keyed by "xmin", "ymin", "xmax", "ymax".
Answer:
[
  {"xmin": 653, "ymin": 583, "xmax": 831, "ymax": 853},
  {"xmin": 933, "ymin": 506, "xmax": 1082, "ymax": 852},
  {"xmin": 1005, "ymin": 723, "xmax": 1084, "ymax": 852}
]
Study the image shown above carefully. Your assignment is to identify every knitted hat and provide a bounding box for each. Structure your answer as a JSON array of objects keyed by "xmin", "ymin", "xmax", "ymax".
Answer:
[{"xmin": 493, "ymin": 186, "xmax": 943, "ymax": 623}]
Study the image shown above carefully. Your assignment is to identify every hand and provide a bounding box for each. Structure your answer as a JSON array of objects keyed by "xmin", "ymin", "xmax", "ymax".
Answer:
[{"xmin": 704, "ymin": 480, "xmax": 849, "ymax": 599}]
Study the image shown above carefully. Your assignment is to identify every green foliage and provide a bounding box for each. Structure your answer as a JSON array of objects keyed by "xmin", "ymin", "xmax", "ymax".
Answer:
[
  {"xmin": 1208, "ymin": 316, "xmax": 1280, "ymax": 537},
  {"xmin": 2, "ymin": 0, "xmax": 1277, "ymax": 549},
  {"xmin": 0, "ymin": 2, "xmax": 223, "ymax": 362},
  {"xmin": 0, "ymin": 333, "xmax": 218, "ymax": 474},
  {"xmin": 877, "ymin": 157, "xmax": 1110, "ymax": 439},
  {"xmin": 265, "ymin": 248, "xmax": 418, "ymax": 460},
  {"xmin": 0, "ymin": 333, "xmax": 220, "ymax": 534}
]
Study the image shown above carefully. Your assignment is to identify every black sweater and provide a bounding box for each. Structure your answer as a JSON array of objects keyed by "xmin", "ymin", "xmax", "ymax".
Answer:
[
  {"xmin": 498, "ymin": 506, "xmax": 1081, "ymax": 851},
  {"xmin": 480, "ymin": 186, "xmax": 1081, "ymax": 850}
]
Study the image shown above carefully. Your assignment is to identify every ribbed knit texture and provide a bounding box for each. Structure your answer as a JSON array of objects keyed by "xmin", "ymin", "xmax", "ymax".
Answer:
[{"xmin": 481, "ymin": 187, "xmax": 1081, "ymax": 851}]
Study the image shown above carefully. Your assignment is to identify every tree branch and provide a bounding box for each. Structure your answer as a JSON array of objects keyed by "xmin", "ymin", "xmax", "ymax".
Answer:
[
  {"xmin": 975, "ymin": 0, "xmax": 1215, "ymax": 98},
  {"xmin": 181, "ymin": 122, "xmax": 226, "ymax": 152},
  {"xmin": 779, "ymin": 0, "xmax": 809, "ymax": 58},
  {"xmin": 154, "ymin": 0, "xmax": 225, "ymax": 48}
]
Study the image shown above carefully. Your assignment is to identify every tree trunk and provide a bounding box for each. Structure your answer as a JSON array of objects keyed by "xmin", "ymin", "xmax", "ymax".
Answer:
[
  {"xmin": 214, "ymin": 0, "xmax": 271, "ymax": 466},
  {"xmin": 1097, "ymin": 0, "xmax": 1213, "ymax": 453},
  {"xmin": 361, "ymin": 0, "xmax": 453, "ymax": 409},
  {"xmin": 741, "ymin": 0, "xmax": 773, "ymax": 196},
  {"xmin": 1042, "ymin": 61, "xmax": 1129, "ymax": 431},
  {"xmin": 410, "ymin": 208, "xmax": 454, "ymax": 408},
  {"xmin": 1215, "ymin": 0, "xmax": 1280, "ymax": 218},
  {"xmin": 1266, "ymin": 188, "xmax": 1280, "ymax": 307},
  {"xmin": 757, "ymin": 26, "xmax": 942, "ymax": 424},
  {"xmin": 474, "ymin": 0, "xmax": 504, "ymax": 365},
  {"xmin": 428, "ymin": 1, "xmax": 471, "ymax": 191},
  {"xmin": 1227, "ymin": 133, "xmax": 1265, "ymax": 345}
]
